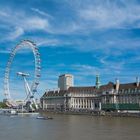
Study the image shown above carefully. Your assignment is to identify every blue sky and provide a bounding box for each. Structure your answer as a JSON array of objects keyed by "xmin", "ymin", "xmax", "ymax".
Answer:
[{"xmin": 0, "ymin": 0, "xmax": 140, "ymax": 100}]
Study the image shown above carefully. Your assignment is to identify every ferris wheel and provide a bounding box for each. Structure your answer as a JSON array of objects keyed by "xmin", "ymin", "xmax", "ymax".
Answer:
[{"xmin": 4, "ymin": 40, "xmax": 41, "ymax": 109}]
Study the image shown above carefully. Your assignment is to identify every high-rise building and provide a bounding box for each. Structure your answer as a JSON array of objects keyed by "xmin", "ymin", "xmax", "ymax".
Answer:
[{"xmin": 58, "ymin": 74, "xmax": 74, "ymax": 90}]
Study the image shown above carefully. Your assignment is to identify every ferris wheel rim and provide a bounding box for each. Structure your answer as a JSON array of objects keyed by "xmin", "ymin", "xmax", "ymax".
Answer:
[{"xmin": 4, "ymin": 39, "xmax": 41, "ymax": 105}]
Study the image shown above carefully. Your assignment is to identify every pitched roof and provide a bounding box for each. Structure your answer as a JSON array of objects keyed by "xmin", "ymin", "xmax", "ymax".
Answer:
[
  {"xmin": 68, "ymin": 86, "xmax": 96, "ymax": 93},
  {"xmin": 119, "ymin": 82, "xmax": 140, "ymax": 90},
  {"xmin": 42, "ymin": 82, "xmax": 140, "ymax": 97},
  {"xmin": 68, "ymin": 82, "xmax": 115, "ymax": 93},
  {"xmin": 99, "ymin": 82, "xmax": 115, "ymax": 91},
  {"xmin": 44, "ymin": 90, "xmax": 67, "ymax": 97}
]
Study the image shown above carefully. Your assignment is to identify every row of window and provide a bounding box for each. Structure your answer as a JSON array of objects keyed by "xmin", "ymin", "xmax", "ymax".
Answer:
[
  {"xmin": 71, "ymin": 99, "xmax": 94, "ymax": 104},
  {"xmin": 118, "ymin": 88, "xmax": 140, "ymax": 94},
  {"xmin": 102, "ymin": 96, "xmax": 140, "ymax": 104}
]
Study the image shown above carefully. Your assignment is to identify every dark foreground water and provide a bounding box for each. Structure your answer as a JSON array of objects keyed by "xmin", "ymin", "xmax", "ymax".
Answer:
[{"xmin": 0, "ymin": 113, "xmax": 140, "ymax": 140}]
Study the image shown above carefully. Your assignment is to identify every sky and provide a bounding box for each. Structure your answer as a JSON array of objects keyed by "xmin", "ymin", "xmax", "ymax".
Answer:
[{"xmin": 0, "ymin": 0, "xmax": 140, "ymax": 100}]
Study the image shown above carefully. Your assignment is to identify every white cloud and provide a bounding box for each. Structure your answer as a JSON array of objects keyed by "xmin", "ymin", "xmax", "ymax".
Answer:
[
  {"xmin": 78, "ymin": 1, "xmax": 140, "ymax": 29},
  {"xmin": 1, "ymin": 0, "xmax": 140, "ymax": 39},
  {"xmin": 71, "ymin": 61, "xmax": 124, "ymax": 78},
  {"xmin": 61, "ymin": 0, "xmax": 140, "ymax": 31},
  {"xmin": 31, "ymin": 8, "xmax": 53, "ymax": 19},
  {"xmin": 23, "ymin": 17, "xmax": 49, "ymax": 30},
  {"xmin": 37, "ymin": 38, "xmax": 60, "ymax": 47},
  {"xmin": 0, "ymin": 11, "xmax": 9, "ymax": 17},
  {"xmin": 0, "ymin": 7, "xmax": 51, "ymax": 42},
  {"xmin": 7, "ymin": 27, "xmax": 24, "ymax": 40}
]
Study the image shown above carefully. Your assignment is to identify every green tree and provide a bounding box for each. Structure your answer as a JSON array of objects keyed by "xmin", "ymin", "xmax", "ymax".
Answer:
[{"xmin": 0, "ymin": 102, "xmax": 7, "ymax": 108}]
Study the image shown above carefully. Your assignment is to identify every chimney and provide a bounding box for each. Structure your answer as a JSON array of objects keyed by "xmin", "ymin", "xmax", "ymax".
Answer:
[
  {"xmin": 136, "ymin": 77, "xmax": 139, "ymax": 87},
  {"xmin": 115, "ymin": 79, "xmax": 120, "ymax": 91}
]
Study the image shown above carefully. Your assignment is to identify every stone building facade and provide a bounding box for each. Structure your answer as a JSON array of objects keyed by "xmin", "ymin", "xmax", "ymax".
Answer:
[
  {"xmin": 41, "ymin": 90, "xmax": 67, "ymax": 111},
  {"xmin": 101, "ymin": 80, "xmax": 140, "ymax": 111},
  {"xmin": 65, "ymin": 87, "xmax": 101, "ymax": 111},
  {"xmin": 41, "ymin": 87, "xmax": 101, "ymax": 111},
  {"xmin": 41, "ymin": 75, "xmax": 140, "ymax": 112}
]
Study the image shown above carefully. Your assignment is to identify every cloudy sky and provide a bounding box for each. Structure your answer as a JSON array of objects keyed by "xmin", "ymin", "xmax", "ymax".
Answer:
[{"xmin": 0, "ymin": 0, "xmax": 140, "ymax": 100}]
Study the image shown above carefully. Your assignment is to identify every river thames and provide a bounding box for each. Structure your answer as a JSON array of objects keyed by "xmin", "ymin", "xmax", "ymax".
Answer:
[{"xmin": 0, "ymin": 114, "xmax": 140, "ymax": 140}]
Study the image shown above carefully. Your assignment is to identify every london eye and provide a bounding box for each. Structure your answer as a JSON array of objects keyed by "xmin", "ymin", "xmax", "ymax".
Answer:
[{"xmin": 4, "ymin": 40, "xmax": 41, "ymax": 110}]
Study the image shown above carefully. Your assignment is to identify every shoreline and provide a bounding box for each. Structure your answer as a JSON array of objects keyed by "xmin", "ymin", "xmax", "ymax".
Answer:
[{"xmin": 39, "ymin": 110, "xmax": 140, "ymax": 118}]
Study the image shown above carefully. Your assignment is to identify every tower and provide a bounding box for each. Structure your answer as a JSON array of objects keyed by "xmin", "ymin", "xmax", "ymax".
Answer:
[
  {"xmin": 95, "ymin": 74, "xmax": 100, "ymax": 89},
  {"xmin": 115, "ymin": 78, "xmax": 120, "ymax": 92},
  {"xmin": 136, "ymin": 77, "xmax": 139, "ymax": 87},
  {"xmin": 58, "ymin": 74, "xmax": 74, "ymax": 90}
]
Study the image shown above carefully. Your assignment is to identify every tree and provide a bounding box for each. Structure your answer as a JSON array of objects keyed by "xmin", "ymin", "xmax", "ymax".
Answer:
[{"xmin": 0, "ymin": 102, "xmax": 7, "ymax": 108}]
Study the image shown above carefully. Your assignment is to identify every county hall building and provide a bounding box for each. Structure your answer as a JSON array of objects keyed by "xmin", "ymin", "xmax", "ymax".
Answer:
[{"xmin": 41, "ymin": 74, "xmax": 140, "ymax": 112}]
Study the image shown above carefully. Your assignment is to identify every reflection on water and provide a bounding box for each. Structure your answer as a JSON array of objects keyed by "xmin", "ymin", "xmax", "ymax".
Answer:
[{"xmin": 0, "ymin": 114, "xmax": 140, "ymax": 140}]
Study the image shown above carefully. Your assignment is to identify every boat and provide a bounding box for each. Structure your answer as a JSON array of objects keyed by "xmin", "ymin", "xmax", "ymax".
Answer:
[
  {"xmin": 36, "ymin": 116, "xmax": 53, "ymax": 120},
  {"xmin": 36, "ymin": 116, "xmax": 46, "ymax": 120},
  {"xmin": 47, "ymin": 116, "xmax": 53, "ymax": 119}
]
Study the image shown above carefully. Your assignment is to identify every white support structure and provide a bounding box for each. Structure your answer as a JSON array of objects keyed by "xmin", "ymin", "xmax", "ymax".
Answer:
[{"xmin": 17, "ymin": 72, "xmax": 38, "ymax": 110}]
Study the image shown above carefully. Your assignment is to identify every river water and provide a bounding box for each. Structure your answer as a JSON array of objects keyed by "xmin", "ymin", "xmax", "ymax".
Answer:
[{"xmin": 0, "ymin": 113, "xmax": 140, "ymax": 140}]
